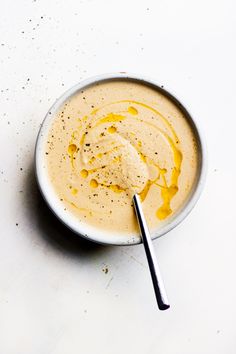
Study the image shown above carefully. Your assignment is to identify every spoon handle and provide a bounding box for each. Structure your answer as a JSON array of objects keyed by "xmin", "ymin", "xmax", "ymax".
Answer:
[{"xmin": 133, "ymin": 194, "xmax": 170, "ymax": 310}]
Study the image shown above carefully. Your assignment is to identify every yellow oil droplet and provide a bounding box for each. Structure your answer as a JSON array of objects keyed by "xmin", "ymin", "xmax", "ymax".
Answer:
[
  {"xmin": 80, "ymin": 133, "xmax": 86, "ymax": 145},
  {"xmin": 168, "ymin": 184, "xmax": 178, "ymax": 197},
  {"xmin": 109, "ymin": 184, "xmax": 124, "ymax": 193},
  {"xmin": 156, "ymin": 184, "xmax": 178, "ymax": 220},
  {"xmin": 80, "ymin": 169, "xmax": 88, "ymax": 178},
  {"xmin": 113, "ymin": 156, "xmax": 121, "ymax": 163},
  {"xmin": 128, "ymin": 106, "xmax": 138, "ymax": 115},
  {"xmin": 108, "ymin": 126, "xmax": 117, "ymax": 134},
  {"xmin": 139, "ymin": 180, "xmax": 153, "ymax": 201},
  {"xmin": 97, "ymin": 113, "xmax": 125, "ymax": 125},
  {"xmin": 137, "ymin": 140, "xmax": 142, "ymax": 147},
  {"xmin": 174, "ymin": 149, "xmax": 182, "ymax": 168},
  {"xmin": 139, "ymin": 152, "xmax": 146, "ymax": 162},
  {"xmin": 156, "ymin": 206, "xmax": 172, "ymax": 220},
  {"xmin": 90, "ymin": 179, "xmax": 98, "ymax": 188},
  {"xmin": 89, "ymin": 156, "xmax": 96, "ymax": 164},
  {"xmin": 68, "ymin": 144, "xmax": 77, "ymax": 155},
  {"xmin": 71, "ymin": 188, "xmax": 78, "ymax": 195},
  {"xmin": 160, "ymin": 168, "xmax": 167, "ymax": 174},
  {"xmin": 97, "ymin": 153, "xmax": 103, "ymax": 158}
]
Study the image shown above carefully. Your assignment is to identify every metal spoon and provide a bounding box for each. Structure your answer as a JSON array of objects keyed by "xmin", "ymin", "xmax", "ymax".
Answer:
[{"xmin": 133, "ymin": 194, "xmax": 170, "ymax": 310}]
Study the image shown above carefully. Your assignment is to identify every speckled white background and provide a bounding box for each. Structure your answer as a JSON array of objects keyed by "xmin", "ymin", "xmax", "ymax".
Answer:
[{"xmin": 0, "ymin": 0, "xmax": 236, "ymax": 353}]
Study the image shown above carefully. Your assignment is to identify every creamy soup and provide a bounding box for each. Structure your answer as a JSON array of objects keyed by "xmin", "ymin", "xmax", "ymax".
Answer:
[{"xmin": 45, "ymin": 80, "xmax": 198, "ymax": 234}]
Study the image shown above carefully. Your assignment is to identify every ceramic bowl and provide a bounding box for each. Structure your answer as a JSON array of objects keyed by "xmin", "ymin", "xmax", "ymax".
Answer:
[{"xmin": 35, "ymin": 73, "xmax": 207, "ymax": 245}]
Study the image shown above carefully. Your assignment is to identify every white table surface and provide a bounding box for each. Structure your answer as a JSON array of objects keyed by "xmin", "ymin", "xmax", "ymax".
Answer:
[{"xmin": 0, "ymin": 0, "xmax": 236, "ymax": 353}]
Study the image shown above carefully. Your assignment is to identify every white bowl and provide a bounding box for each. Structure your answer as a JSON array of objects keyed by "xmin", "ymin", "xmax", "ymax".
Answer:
[{"xmin": 35, "ymin": 73, "xmax": 207, "ymax": 245}]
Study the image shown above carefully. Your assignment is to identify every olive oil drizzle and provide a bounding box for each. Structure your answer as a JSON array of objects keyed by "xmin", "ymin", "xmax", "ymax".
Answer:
[{"xmin": 67, "ymin": 100, "xmax": 182, "ymax": 220}]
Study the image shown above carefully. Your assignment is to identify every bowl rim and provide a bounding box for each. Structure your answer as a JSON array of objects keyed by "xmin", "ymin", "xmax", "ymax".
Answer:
[{"xmin": 35, "ymin": 72, "xmax": 207, "ymax": 246}]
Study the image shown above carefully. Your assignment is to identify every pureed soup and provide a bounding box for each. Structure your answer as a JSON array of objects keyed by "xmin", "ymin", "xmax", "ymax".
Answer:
[{"xmin": 45, "ymin": 79, "xmax": 199, "ymax": 235}]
